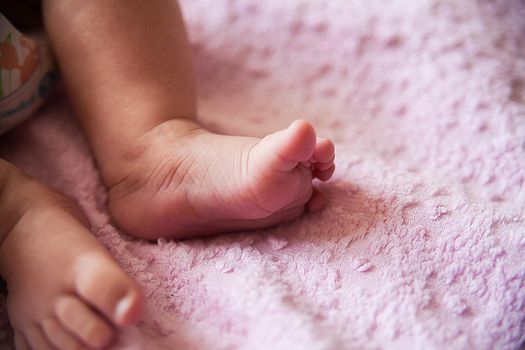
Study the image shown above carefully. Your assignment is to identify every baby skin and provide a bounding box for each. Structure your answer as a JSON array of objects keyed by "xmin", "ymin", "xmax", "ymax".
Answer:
[
  {"xmin": 1, "ymin": 0, "xmax": 335, "ymax": 349},
  {"xmin": 108, "ymin": 118, "xmax": 335, "ymax": 238},
  {"xmin": 0, "ymin": 160, "xmax": 143, "ymax": 349}
]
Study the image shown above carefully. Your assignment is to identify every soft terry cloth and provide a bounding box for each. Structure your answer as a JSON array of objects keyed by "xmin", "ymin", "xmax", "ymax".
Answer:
[{"xmin": 1, "ymin": 0, "xmax": 525, "ymax": 349}]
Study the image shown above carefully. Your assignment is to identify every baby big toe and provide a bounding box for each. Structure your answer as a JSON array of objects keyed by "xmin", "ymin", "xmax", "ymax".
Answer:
[
  {"xmin": 279, "ymin": 120, "xmax": 317, "ymax": 163},
  {"xmin": 55, "ymin": 296, "xmax": 114, "ymax": 349},
  {"xmin": 254, "ymin": 120, "xmax": 317, "ymax": 172},
  {"xmin": 73, "ymin": 252, "xmax": 143, "ymax": 327}
]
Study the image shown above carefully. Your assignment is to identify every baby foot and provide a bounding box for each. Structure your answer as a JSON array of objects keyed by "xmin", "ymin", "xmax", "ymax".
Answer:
[
  {"xmin": 0, "ymin": 164, "xmax": 143, "ymax": 349},
  {"xmin": 107, "ymin": 119, "xmax": 335, "ymax": 238}
]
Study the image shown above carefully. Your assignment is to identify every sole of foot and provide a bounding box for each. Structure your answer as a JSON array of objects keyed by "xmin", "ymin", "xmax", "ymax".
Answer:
[{"xmin": 107, "ymin": 119, "xmax": 335, "ymax": 239}]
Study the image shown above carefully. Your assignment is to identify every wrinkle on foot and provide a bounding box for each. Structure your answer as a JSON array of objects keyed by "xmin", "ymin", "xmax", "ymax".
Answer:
[{"xmin": 107, "ymin": 119, "xmax": 336, "ymax": 239}]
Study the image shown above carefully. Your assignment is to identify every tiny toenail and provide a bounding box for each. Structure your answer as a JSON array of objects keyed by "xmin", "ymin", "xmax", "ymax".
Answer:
[{"xmin": 115, "ymin": 294, "xmax": 134, "ymax": 324}]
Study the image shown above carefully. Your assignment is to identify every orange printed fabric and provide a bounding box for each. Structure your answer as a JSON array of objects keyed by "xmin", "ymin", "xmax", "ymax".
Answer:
[{"xmin": 0, "ymin": 13, "xmax": 54, "ymax": 135}]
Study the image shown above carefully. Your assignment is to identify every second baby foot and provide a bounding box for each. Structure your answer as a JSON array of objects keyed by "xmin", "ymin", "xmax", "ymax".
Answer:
[
  {"xmin": 107, "ymin": 119, "xmax": 336, "ymax": 239},
  {"xmin": 0, "ymin": 161, "xmax": 143, "ymax": 349}
]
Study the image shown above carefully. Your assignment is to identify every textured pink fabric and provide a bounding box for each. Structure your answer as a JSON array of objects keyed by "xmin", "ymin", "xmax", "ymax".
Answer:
[{"xmin": 1, "ymin": 0, "xmax": 525, "ymax": 348}]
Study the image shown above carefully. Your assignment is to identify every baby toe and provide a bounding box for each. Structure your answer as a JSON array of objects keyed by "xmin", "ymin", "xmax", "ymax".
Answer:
[
  {"xmin": 306, "ymin": 188, "xmax": 327, "ymax": 211},
  {"xmin": 55, "ymin": 295, "xmax": 114, "ymax": 349},
  {"xmin": 42, "ymin": 317, "xmax": 86, "ymax": 350},
  {"xmin": 253, "ymin": 120, "xmax": 317, "ymax": 172},
  {"xmin": 314, "ymin": 158, "xmax": 335, "ymax": 171},
  {"xmin": 14, "ymin": 331, "xmax": 30, "ymax": 350},
  {"xmin": 313, "ymin": 164, "xmax": 336, "ymax": 181},
  {"xmin": 73, "ymin": 252, "xmax": 143, "ymax": 327},
  {"xmin": 25, "ymin": 326, "xmax": 55, "ymax": 350},
  {"xmin": 313, "ymin": 138, "xmax": 335, "ymax": 163}
]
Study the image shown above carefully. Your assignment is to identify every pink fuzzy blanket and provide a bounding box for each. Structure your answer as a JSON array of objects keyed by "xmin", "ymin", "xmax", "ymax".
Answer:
[{"xmin": 1, "ymin": 0, "xmax": 525, "ymax": 348}]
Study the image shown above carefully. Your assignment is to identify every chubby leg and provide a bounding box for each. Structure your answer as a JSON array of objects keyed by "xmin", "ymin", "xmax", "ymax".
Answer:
[
  {"xmin": 0, "ymin": 159, "xmax": 143, "ymax": 349},
  {"xmin": 43, "ymin": 0, "xmax": 335, "ymax": 239}
]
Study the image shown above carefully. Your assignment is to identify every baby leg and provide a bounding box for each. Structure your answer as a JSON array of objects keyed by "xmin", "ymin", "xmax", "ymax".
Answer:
[{"xmin": 42, "ymin": 0, "xmax": 335, "ymax": 239}]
